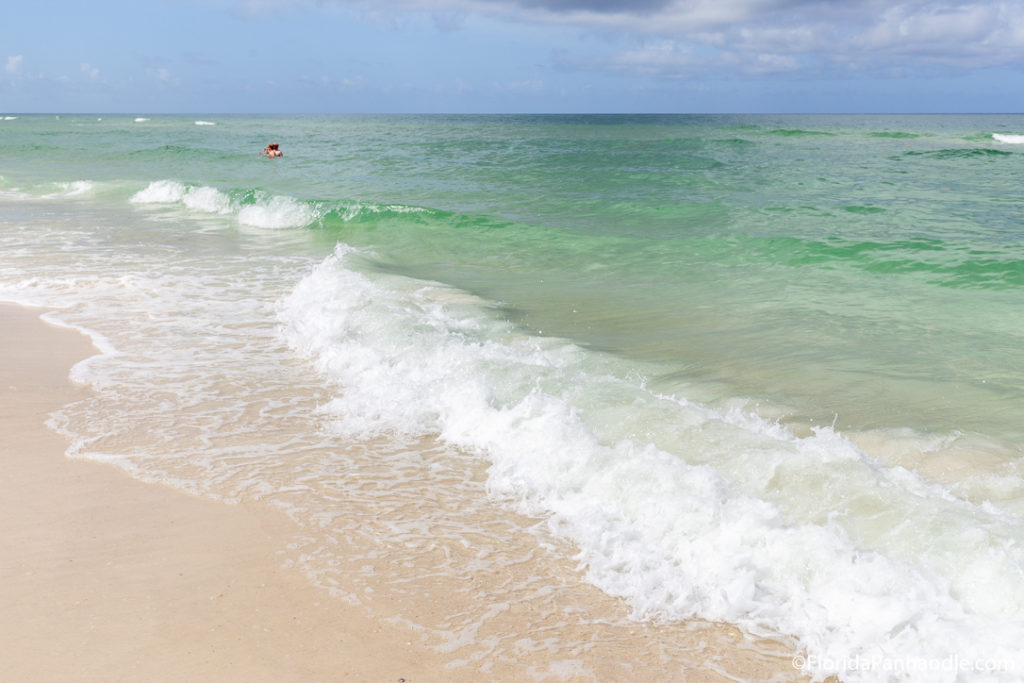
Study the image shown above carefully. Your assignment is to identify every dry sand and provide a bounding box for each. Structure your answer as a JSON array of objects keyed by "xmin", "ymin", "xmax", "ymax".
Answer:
[{"xmin": 0, "ymin": 303, "xmax": 808, "ymax": 682}]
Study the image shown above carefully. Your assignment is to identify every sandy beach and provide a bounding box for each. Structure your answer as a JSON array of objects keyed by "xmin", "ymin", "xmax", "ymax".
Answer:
[
  {"xmin": 0, "ymin": 303, "xmax": 808, "ymax": 682},
  {"xmin": 0, "ymin": 303, "xmax": 467, "ymax": 682}
]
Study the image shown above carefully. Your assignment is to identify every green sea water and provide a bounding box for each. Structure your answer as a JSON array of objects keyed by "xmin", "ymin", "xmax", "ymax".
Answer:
[{"xmin": 3, "ymin": 113, "xmax": 1024, "ymax": 681}]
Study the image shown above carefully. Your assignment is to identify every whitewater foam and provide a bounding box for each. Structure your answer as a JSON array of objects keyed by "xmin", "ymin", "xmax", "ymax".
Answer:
[
  {"xmin": 238, "ymin": 194, "xmax": 319, "ymax": 229},
  {"xmin": 45, "ymin": 181, "xmax": 94, "ymax": 198},
  {"xmin": 129, "ymin": 180, "xmax": 319, "ymax": 228},
  {"xmin": 131, "ymin": 180, "xmax": 186, "ymax": 204},
  {"xmin": 9, "ymin": 113, "xmax": 1024, "ymax": 681},
  {"xmin": 277, "ymin": 244, "xmax": 1024, "ymax": 683},
  {"xmin": 0, "ymin": 179, "xmax": 98, "ymax": 201},
  {"xmin": 131, "ymin": 180, "xmax": 230, "ymax": 213},
  {"xmin": 992, "ymin": 133, "xmax": 1024, "ymax": 144},
  {"xmin": 182, "ymin": 186, "xmax": 232, "ymax": 214}
]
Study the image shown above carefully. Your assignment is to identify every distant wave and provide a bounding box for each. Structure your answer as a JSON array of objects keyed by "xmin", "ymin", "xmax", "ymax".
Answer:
[
  {"xmin": 992, "ymin": 133, "xmax": 1024, "ymax": 144},
  {"xmin": 764, "ymin": 128, "xmax": 836, "ymax": 137},
  {"xmin": 3, "ymin": 116, "xmax": 17, "ymax": 121},
  {"xmin": 44, "ymin": 181, "xmax": 95, "ymax": 199},
  {"xmin": 195, "ymin": 120, "xmax": 216, "ymax": 126},
  {"xmin": 134, "ymin": 117, "xmax": 150, "ymax": 123},
  {"xmin": 127, "ymin": 179, "xmax": 436, "ymax": 231},
  {"xmin": 900, "ymin": 148, "xmax": 1012, "ymax": 160},
  {"xmin": 238, "ymin": 195, "xmax": 318, "ymax": 228},
  {"xmin": 0, "ymin": 179, "xmax": 97, "ymax": 201},
  {"xmin": 129, "ymin": 179, "xmax": 318, "ymax": 227},
  {"xmin": 869, "ymin": 131, "xmax": 920, "ymax": 139},
  {"xmin": 130, "ymin": 179, "xmax": 187, "ymax": 204},
  {"xmin": 130, "ymin": 180, "xmax": 230, "ymax": 215}
]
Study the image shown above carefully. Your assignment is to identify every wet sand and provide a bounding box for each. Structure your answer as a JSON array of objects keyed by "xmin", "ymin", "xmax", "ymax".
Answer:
[
  {"xmin": 0, "ymin": 303, "xmax": 807, "ymax": 682},
  {"xmin": 0, "ymin": 303, "xmax": 461, "ymax": 682}
]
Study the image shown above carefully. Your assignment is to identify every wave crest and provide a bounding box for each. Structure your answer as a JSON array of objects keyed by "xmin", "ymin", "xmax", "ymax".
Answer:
[
  {"xmin": 130, "ymin": 180, "xmax": 186, "ymax": 204},
  {"xmin": 993, "ymin": 133, "xmax": 1024, "ymax": 144},
  {"xmin": 238, "ymin": 194, "xmax": 320, "ymax": 229},
  {"xmin": 277, "ymin": 244, "xmax": 1024, "ymax": 683}
]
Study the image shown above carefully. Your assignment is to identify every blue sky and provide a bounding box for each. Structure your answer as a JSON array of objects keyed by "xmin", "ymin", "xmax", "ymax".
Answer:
[{"xmin": 3, "ymin": 0, "xmax": 1024, "ymax": 113}]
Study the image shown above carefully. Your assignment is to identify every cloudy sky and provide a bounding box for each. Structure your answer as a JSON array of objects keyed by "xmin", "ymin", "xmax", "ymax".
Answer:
[{"xmin": 4, "ymin": 0, "xmax": 1024, "ymax": 112}]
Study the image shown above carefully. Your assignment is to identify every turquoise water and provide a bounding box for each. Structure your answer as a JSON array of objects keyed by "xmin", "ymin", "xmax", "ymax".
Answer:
[{"xmin": 3, "ymin": 114, "xmax": 1024, "ymax": 681}]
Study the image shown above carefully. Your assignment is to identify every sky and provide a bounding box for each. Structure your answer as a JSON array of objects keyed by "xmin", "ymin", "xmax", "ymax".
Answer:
[{"xmin": 3, "ymin": 0, "xmax": 1024, "ymax": 113}]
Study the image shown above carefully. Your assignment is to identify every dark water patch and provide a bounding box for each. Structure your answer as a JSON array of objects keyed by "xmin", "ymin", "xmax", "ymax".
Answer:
[
  {"xmin": 763, "ymin": 128, "xmax": 837, "ymax": 137},
  {"xmin": 938, "ymin": 257, "xmax": 1024, "ymax": 288},
  {"xmin": 897, "ymin": 148, "xmax": 1013, "ymax": 161},
  {"xmin": 670, "ymin": 155, "xmax": 725, "ymax": 171},
  {"xmin": 758, "ymin": 235, "xmax": 1024, "ymax": 289},
  {"xmin": 841, "ymin": 205, "xmax": 886, "ymax": 215},
  {"xmin": 130, "ymin": 144, "xmax": 209, "ymax": 156},
  {"xmin": 771, "ymin": 237, "xmax": 942, "ymax": 265},
  {"xmin": 859, "ymin": 255, "xmax": 1024, "ymax": 288},
  {"xmin": 714, "ymin": 137, "xmax": 757, "ymax": 148},
  {"xmin": 869, "ymin": 132, "xmax": 921, "ymax": 139}
]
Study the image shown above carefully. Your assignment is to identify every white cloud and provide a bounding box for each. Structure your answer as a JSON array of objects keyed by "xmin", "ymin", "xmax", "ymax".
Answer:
[
  {"xmin": 747, "ymin": 53, "xmax": 801, "ymax": 74},
  {"xmin": 569, "ymin": 39, "xmax": 800, "ymax": 79},
  {"xmin": 145, "ymin": 67, "xmax": 181, "ymax": 85},
  {"xmin": 504, "ymin": 78, "xmax": 545, "ymax": 92},
  {"xmin": 81, "ymin": 63, "xmax": 100, "ymax": 79},
  {"xmin": 505, "ymin": 0, "xmax": 1024, "ymax": 71},
  {"xmin": 340, "ymin": 74, "xmax": 367, "ymax": 88},
  {"xmin": 233, "ymin": 0, "xmax": 1024, "ymax": 77},
  {"xmin": 855, "ymin": 2, "xmax": 1024, "ymax": 66},
  {"xmin": 6, "ymin": 55, "xmax": 23, "ymax": 74},
  {"xmin": 605, "ymin": 41, "xmax": 703, "ymax": 77}
]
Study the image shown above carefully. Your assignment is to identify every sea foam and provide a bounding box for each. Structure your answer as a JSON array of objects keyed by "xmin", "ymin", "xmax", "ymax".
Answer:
[
  {"xmin": 0, "ymin": 179, "xmax": 96, "ymax": 201},
  {"xmin": 182, "ymin": 186, "xmax": 231, "ymax": 214},
  {"xmin": 238, "ymin": 194, "xmax": 319, "ymax": 229},
  {"xmin": 278, "ymin": 244, "xmax": 1024, "ymax": 683},
  {"xmin": 130, "ymin": 180, "xmax": 229, "ymax": 214},
  {"xmin": 130, "ymin": 180, "xmax": 316, "ymax": 227},
  {"xmin": 131, "ymin": 180, "xmax": 186, "ymax": 204},
  {"xmin": 49, "ymin": 181, "xmax": 94, "ymax": 198},
  {"xmin": 992, "ymin": 133, "xmax": 1024, "ymax": 144}
]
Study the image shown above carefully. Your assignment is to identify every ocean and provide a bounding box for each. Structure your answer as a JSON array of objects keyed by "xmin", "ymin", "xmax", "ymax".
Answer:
[{"xmin": 2, "ymin": 113, "xmax": 1023, "ymax": 681}]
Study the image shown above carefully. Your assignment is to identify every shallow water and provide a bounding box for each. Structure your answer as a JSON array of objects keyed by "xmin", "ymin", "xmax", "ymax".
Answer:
[{"xmin": 3, "ymin": 113, "xmax": 1024, "ymax": 681}]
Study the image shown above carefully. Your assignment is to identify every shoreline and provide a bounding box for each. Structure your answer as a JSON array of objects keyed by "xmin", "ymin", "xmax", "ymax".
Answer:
[
  {"xmin": 0, "ymin": 302, "xmax": 807, "ymax": 681},
  {"xmin": 0, "ymin": 303, "xmax": 465, "ymax": 682}
]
